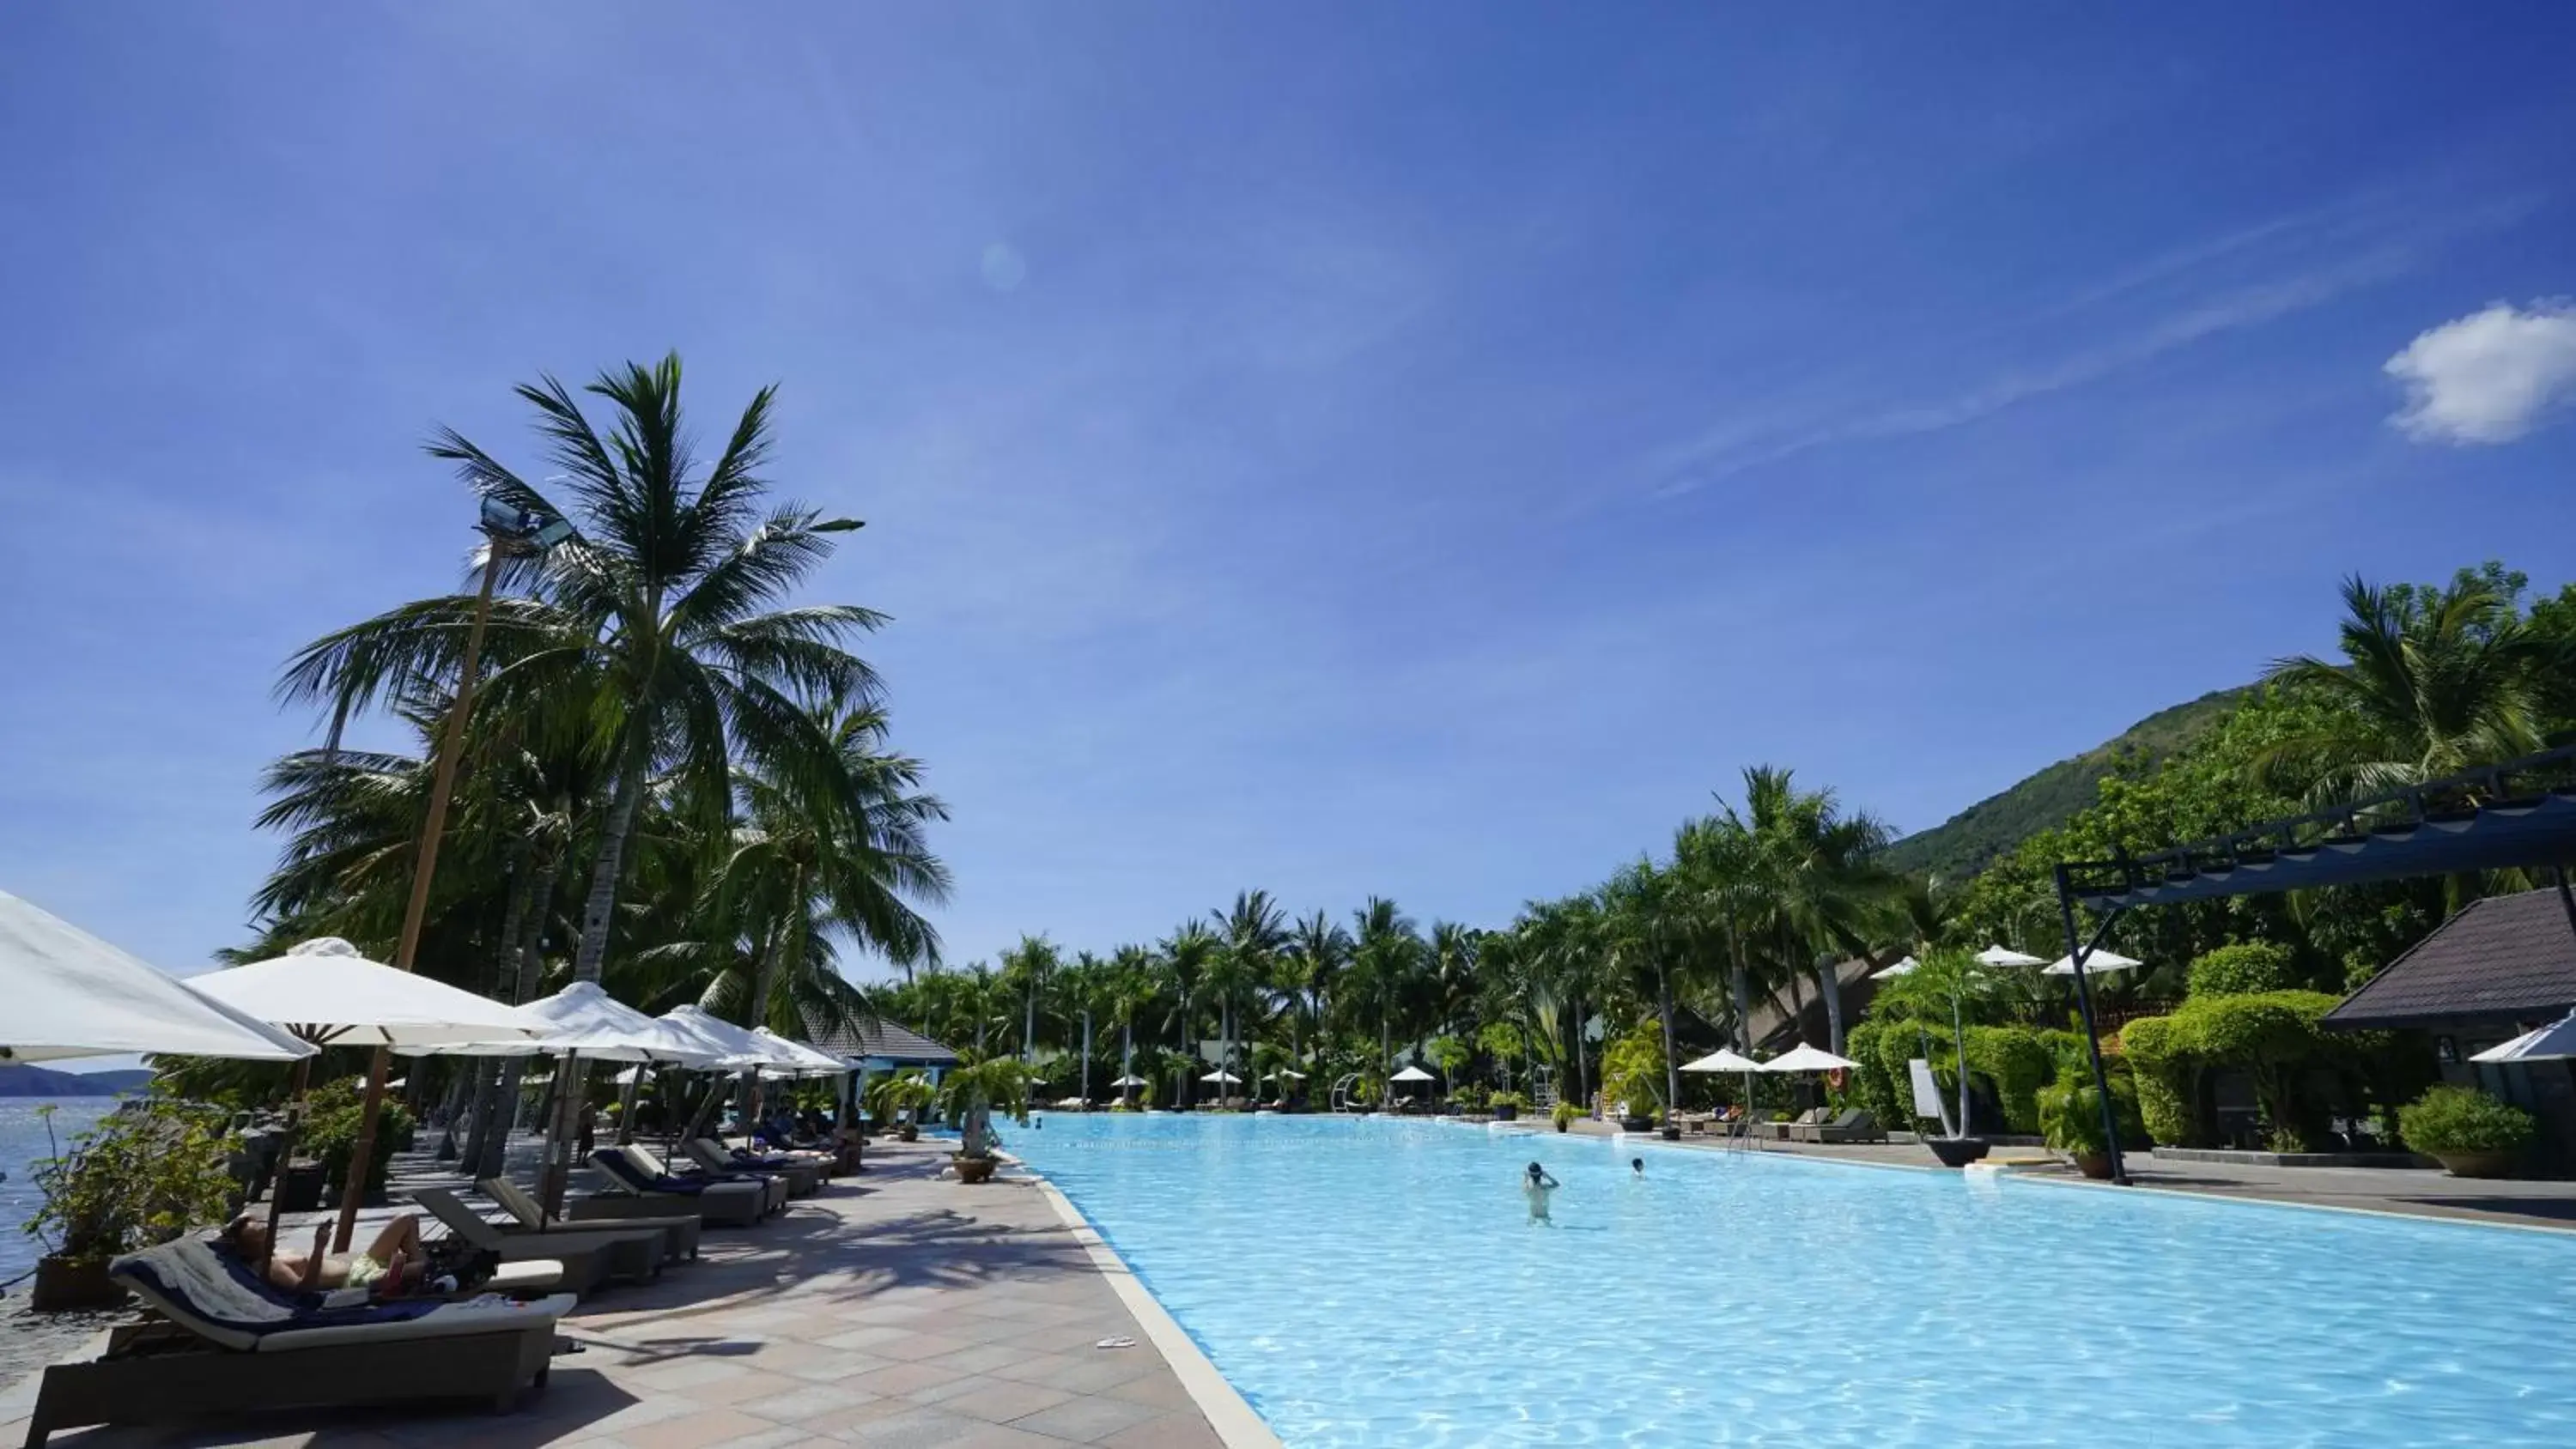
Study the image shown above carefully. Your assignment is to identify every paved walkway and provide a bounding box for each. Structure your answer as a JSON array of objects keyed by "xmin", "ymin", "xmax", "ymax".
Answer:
[{"xmin": 2, "ymin": 1140, "xmax": 1237, "ymax": 1449}]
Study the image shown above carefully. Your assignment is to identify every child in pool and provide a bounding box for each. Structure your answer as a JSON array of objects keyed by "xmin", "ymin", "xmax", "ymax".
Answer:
[{"xmin": 1522, "ymin": 1161, "xmax": 1560, "ymax": 1225}]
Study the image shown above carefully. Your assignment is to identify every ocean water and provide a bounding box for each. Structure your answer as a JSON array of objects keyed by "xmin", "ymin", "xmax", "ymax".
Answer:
[
  {"xmin": 1012, "ymin": 1113, "xmax": 2576, "ymax": 1448},
  {"xmin": 0, "ymin": 1100, "xmax": 116, "ymax": 1290}
]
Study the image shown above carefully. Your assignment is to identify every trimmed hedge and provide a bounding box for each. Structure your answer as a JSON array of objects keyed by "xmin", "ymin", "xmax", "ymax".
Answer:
[
  {"xmin": 2187, "ymin": 941, "xmax": 2297, "ymax": 998},
  {"xmin": 2118, "ymin": 990, "xmax": 2368, "ymax": 1150}
]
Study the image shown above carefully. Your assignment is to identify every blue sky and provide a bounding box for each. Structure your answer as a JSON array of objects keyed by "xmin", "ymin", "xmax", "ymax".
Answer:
[{"xmin": 4, "ymin": 4, "xmax": 2574, "ymax": 991}]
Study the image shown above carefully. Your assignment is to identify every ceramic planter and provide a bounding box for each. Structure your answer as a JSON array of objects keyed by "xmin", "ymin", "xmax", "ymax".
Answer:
[
  {"xmin": 954, "ymin": 1155, "xmax": 999, "ymax": 1185},
  {"xmin": 31, "ymin": 1256, "xmax": 126, "ymax": 1313},
  {"xmin": 1925, "ymin": 1137, "xmax": 1990, "ymax": 1168},
  {"xmin": 2432, "ymin": 1150, "xmax": 2518, "ymax": 1179}
]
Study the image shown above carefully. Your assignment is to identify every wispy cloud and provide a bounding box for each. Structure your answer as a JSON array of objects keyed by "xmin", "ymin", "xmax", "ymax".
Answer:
[
  {"xmin": 2385, "ymin": 299, "xmax": 2576, "ymax": 445},
  {"xmin": 1645, "ymin": 191, "xmax": 2539, "ymax": 497}
]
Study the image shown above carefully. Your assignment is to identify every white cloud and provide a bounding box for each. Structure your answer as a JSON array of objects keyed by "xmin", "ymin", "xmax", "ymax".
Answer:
[{"xmin": 2385, "ymin": 300, "xmax": 2576, "ymax": 445}]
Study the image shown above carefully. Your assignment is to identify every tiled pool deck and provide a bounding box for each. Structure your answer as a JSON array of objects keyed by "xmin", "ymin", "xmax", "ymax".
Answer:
[{"xmin": 1, "ymin": 1139, "xmax": 1255, "ymax": 1449}]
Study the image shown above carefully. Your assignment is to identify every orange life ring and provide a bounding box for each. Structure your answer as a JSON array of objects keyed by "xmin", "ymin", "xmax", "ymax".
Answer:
[{"xmin": 1826, "ymin": 1068, "xmax": 1848, "ymax": 1091}]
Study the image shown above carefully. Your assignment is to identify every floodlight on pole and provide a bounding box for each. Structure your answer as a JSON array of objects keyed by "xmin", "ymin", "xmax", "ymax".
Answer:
[{"xmin": 329, "ymin": 498, "xmax": 568, "ymax": 1252}]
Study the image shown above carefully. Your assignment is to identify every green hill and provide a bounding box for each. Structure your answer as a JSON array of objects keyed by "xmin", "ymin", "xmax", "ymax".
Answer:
[{"xmin": 1883, "ymin": 686, "xmax": 2251, "ymax": 884}]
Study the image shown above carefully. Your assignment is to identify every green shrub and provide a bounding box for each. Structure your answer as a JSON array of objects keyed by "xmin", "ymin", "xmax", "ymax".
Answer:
[
  {"xmin": 1453, "ymin": 1084, "xmax": 1490, "ymax": 1112},
  {"xmin": 2187, "ymin": 942, "xmax": 2297, "ymax": 998},
  {"xmin": 1552, "ymin": 1100, "xmax": 1579, "ymax": 1128},
  {"xmin": 1599, "ymin": 1022, "xmax": 1667, "ymax": 1113},
  {"xmin": 26, "ymin": 1100, "xmax": 240, "ymax": 1264},
  {"xmin": 2118, "ymin": 1015, "xmax": 2194, "ymax": 1146},
  {"xmin": 301, "ymin": 1078, "xmax": 416, "ymax": 1203},
  {"xmin": 2398, "ymin": 1087, "xmax": 2536, "ymax": 1155},
  {"xmin": 1842, "ymin": 1022, "xmax": 1904, "ymax": 1126},
  {"xmin": 1491, "ymin": 1090, "xmax": 1531, "ymax": 1113},
  {"xmin": 1963, "ymin": 1026, "xmax": 2054, "ymax": 1134}
]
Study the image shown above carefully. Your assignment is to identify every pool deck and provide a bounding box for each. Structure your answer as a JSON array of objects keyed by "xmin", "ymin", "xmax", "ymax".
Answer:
[
  {"xmin": 0, "ymin": 1137, "xmax": 1255, "ymax": 1449},
  {"xmin": 1560, "ymin": 1120, "xmax": 2576, "ymax": 1232}
]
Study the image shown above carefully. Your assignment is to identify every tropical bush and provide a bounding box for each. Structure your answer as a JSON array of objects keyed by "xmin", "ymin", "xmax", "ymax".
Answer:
[
  {"xmin": 1491, "ymin": 1091, "xmax": 1531, "ymax": 1113},
  {"xmin": 1599, "ymin": 1022, "xmax": 1668, "ymax": 1115},
  {"xmin": 301, "ymin": 1077, "xmax": 415, "ymax": 1202},
  {"xmin": 2398, "ymin": 1086, "xmax": 2536, "ymax": 1156},
  {"xmin": 938, "ymin": 1056, "xmax": 1032, "ymax": 1160},
  {"xmin": 2120, "ymin": 991, "xmax": 2375, "ymax": 1149},
  {"xmin": 1552, "ymin": 1100, "xmax": 1579, "ymax": 1129},
  {"xmin": 26, "ymin": 1100, "xmax": 240, "ymax": 1264},
  {"xmin": 2187, "ymin": 942, "xmax": 2297, "ymax": 998},
  {"xmin": 2037, "ymin": 1073, "xmax": 2143, "ymax": 1155}
]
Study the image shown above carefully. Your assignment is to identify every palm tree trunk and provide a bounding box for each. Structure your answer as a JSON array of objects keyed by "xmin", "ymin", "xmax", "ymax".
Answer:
[
  {"xmin": 478, "ymin": 851, "xmax": 562, "ymax": 1174},
  {"xmin": 1816, "ymin": 958, "xmax": 1845, "ymax": 1055},
  {"xmin": 464, "ymin": 850, "xmax": 541, "ymax": 1173},
  {"xmin": 573, "ymin": 744, "xmax": 650, "ymax": 985},
  {"xmin": 1657, "ymin": 961, "xmax": 1680, "ymax": 1125}
]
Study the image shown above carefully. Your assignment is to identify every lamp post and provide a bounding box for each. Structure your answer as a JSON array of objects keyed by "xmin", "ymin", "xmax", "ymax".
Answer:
[{"xmin": 330, "ymin": 499, "xmax": 570, "ymax": 1252}]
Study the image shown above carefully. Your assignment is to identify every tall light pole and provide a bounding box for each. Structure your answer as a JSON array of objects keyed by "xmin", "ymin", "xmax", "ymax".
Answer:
[{"xmin": 331, "ymin": 500, "xmax": 569, "ymax": 1252}]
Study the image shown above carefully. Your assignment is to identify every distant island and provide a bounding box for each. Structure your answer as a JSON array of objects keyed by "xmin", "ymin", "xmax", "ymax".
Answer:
[{"xmin": 0, "ymin": 1064, "xmax": 155, "ymax": 1098}]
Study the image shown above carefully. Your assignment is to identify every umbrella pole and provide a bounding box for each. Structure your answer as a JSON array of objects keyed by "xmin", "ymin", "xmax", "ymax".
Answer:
[
  {"xmin": 260, "ymin": 1048, "xmax": 316, "ymax": 1272},
  {"xmin": 540, "ymin": 1047, "xmax": 580, "ymax": 1219}
]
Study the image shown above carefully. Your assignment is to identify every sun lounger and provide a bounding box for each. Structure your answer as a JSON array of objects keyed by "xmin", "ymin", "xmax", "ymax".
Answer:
[
  {"xmin": 22, "ymin": 1238, "xmax": 573, "ymax": 1446},
  {"xmin": 1787, "ymin": 1109, "xmax": 1883, "ymax": 1143},
  {"xmin": 1765, "ymin": 1107, "xmax": 1827, "ymax": 1140},
  {"xmin": 480, "ymin": 1175, "xmax": 700, "ymax": 1259},
  {"xmin": 687, "ymin": 1137, "xmax": 821, "ymax": 1197},
  {"xmin": 414, "ymin": 1188, "xmax": 668, "ymax": 1288},
  {"xmin": 576, "ymin": 1149, "xmax": 769, "ymax": 1227},
  {"xmin": 623, "ymin": 1143, "xmax": 789, "ymax": 1213}
]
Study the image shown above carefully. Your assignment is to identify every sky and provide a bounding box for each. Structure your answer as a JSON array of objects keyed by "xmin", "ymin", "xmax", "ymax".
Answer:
[{"xmin": 4, "ymin": 4, "xmax": 2575, "ymax": 1000}]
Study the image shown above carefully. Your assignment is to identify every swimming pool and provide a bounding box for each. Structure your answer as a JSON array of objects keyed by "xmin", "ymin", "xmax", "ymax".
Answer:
[{"xmin": 1010, "ymin": 1113, "xmax": 2576, "ymax": 1447}]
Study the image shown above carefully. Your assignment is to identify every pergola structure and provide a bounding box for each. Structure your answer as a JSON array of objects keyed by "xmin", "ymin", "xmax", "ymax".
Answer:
[{"xmin": 2050, "ymin": 743, "xmax": 2576, "ymax": 1185}]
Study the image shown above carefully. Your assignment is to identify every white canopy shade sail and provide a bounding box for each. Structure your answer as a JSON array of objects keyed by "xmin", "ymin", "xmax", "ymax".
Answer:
[
  {"xmin": 1975, "ymin": 945, "xmax": 2049, "ymax": 968},
  {"xmin": 2471, "ymin": 1012, "xmax": 2576, "ymax": 1064},
  {"xmin": 753, "ymin": 1028, "xmax": 852, "ymax": 1076},
  {"xmin": 2042, "ymin": 948, "xmax": 2145, "ymax": 976},
  {"xmin": 1762, "ymin": 1043, "xmax": 1861, "ymax": 1073},
  {"xmin": 1871, "ymin": 955, "xmax": 1921, "ymax": 979},
  {"xmin": 1112, "ymin": 1074, "xmax": 1150, "ymax": 1088},
  {"xmin": 0, "ymin": 888, "xmax": 313, "ymax": 1064},
  {"xmin": 656, "ymin": 1005, "xmax": 777, "ymax": 1070},
  {"xmin": 1199, "ymin": 1069, "xmax": 1242, "ymax": 1083},
  {"xmin": 1389, "ymin": 1064, "xmax": 1436, "ymax": 1082},
  {"xmin": 400, "ymin": 980, "xmax": 724, "ymax": 1064},
  {"xmin": 189, "ymin": 938, "xmax": 535, "ymax": 1048},
  {"xmin": 1680, "ymin": 1048, "xmax": 1764, "ymax": 1073}
]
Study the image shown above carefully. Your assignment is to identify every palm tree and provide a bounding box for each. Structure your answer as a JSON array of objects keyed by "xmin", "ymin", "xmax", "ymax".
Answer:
[
  {"xmin": 2257, "ymin": 573, "xmax": 2549, "ymax": 805},
  {"xmin": 1735, "ymin": 766, "xmax": 1903, "ymax": 1054},
  {"xmin": 1158, "ymin": 923, "xmax": 1219, "ymax": 1107},
  {"xmin": 281, "ymin": 355, "xmax": 882, "ymax": 995},
  {"xmin": 1108, "ymin": 943, "xmax": 1161, "ymax": 1101},
  {"xmin": 1350, "ymin": 897, "xmax": 1420, "ymax": 1082},
  {"xmin": 1212, "ymin": 891, "xmax": 1289, "ymax": 1100},
  {"xmin": 1600, "ymin": 862, "xmax": 1693, "ymax": 1120},
  {"xmin": 1288, "ymin": 910, "xmax": 1352, "ymax": 1065},
  {"xmin": 999, "ymin": 936, "xmax": 1060, "ymax": 1065}
]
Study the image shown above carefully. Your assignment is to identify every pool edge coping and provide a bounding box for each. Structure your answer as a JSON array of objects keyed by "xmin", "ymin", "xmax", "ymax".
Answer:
[{"xmin": 1021, "ymin": 1167, "xmax": 1287, "ymax": 1449}]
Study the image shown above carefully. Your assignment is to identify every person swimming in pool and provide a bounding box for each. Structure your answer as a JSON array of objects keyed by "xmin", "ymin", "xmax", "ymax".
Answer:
[
  {"xmin": 1631, "ymin": 1156, "xmax": 1645, "ymax": 1179},
  {"xmin": 1522, "ymin": 1161, "xmax": 1560, "ymax": 1225}
]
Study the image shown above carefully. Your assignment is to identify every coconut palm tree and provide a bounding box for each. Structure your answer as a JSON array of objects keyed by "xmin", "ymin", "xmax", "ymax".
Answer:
[
  {"xmin": 1107, "ymin": 943, "xmax": 1161, "ymax": 1100},
  {"xmin": 280, "ymin": 355, "xmax": 882, "ymax": 995},
  {"xmin": 1211, "ymin": 891, "xmax": 1289, "ymax": 1100},
  {"xmin": 1349, "ymin": 897, "xmax": 1420, "ymax": 1081},
  {"xmin": 998, "ymin": 936, "xmax": 1060, "ymax": 1065},
  {"xmin": 1157, "ymin": 923, "xmax": 1219, "ymax": 1107},
  {"xmin": 2257, "ymin": 573, "xmax": 2549, "ymax": 806},
  {"xmin": 1735, "ymin": 766, "xmax": 1904, "ymax": 1054},
  {"xmin": 1288, "ymin": 910, "xmax": 1352, "ymax": 1064}
]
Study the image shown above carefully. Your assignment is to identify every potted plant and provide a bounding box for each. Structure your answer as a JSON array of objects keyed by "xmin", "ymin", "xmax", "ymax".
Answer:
[
  {"xmin": 938, "ymin": 1055, "xmax": 1032, "ymax": 1185},
  {"xmin": 2038, "ymin": 1075, "xmax": 2136, "ymax": 1179},
  {"xmin": 867, "ymin": 1070, "xmax": 935, "ymax": 1143},
  {"xmin": 1491, "ymin": 1091, "xmax": 1528, "ymax": 1123},
  {"xmin": 1552, "ymin": 1100, "xmax": 1578, "ymax": 1133},
  {"xmin": 2399, "ymin": 1086, "xmax": 2535, "ymax": 1179},
  {"xmin": 24, "ymin": 1100, "xmax": 237, "ymax": 1311}
]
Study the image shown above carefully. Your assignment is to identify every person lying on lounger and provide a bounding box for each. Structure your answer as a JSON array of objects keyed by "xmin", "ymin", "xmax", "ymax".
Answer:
[{"xmin": 219, "ymin": 1211, "xmax": 424, "ymax": 1294}]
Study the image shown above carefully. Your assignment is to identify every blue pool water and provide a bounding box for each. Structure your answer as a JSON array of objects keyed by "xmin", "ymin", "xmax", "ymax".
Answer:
[{"xmin": 1011, "ymin": 1113, "xmax": 2576, "ymax": 1447}]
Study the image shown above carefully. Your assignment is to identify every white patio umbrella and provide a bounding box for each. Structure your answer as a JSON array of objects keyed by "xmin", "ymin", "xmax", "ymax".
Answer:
[
  {"xmin": 1680, "ymin": 1048, "xmax": 1762, "ymax": 1072},
  {"xmin": 1198, "ymin": 1069, "xmax": 1242, "ymax": 1083},
  {"xmin": 2472, "ymin": 1012, "xmax": 2576, "ymax": 1063},
  {"xmin": 400, "ymin": 981, "xmax": 723, "ymax": 1065},
  {"xmin": 1975, "ymin": 945, "xmax": 2048, "ymax": 968},
  {"xmin": 190, "ymin": 937, "xmax": 536, "ymax": 1254},
  {"xmin": 1389, "ymin": 1064, "xmax": 1436, "ymax": 1082},
  {"xmin": 1112, "ymin": 1073, "xmax": 1149, "ymax": 1088},
  {"xmin": 1871, "ymin": 955, "xmax": 1921, "ymax": 979},
  {"xmin": 0, "ymin": 888, "xmax": 313, "ymax": 1063},
  {"xmin": 1762, "ymin": 1043, "xmax": 1861, "ymax": 1073},
  {"xmin": 655, "ymin": 1004, "xmax": 778, "ymax": 1070},
  {"xmin": 191, "ymin": 938, "xmax": 537, "ymax": 1049},
  {"xmin": 2042, "ymin": 948, "xmax": 2145, "ymax": 976},
  {"xmin": 752, "ymin": 1028, "xmax": 853, "ymax": 1077}
]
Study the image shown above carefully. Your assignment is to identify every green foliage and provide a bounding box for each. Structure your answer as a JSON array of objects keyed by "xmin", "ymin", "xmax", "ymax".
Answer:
[
  {"xmin": 1963, "ymin": 1026, "xmax": 2056, "ymax": 1134},
  {"xmin": 2116, "ymin": 991, "xmax": 2352, "ymax": 1149},
  {"xmin": 26, "ymin": 1100, "xmax": 240, "ymax": 1264},
  {"xmin": 1491, "ymin": 1090, "xmax": 1531, "ymax": 1113},
  {"xmin": 1883, "ymin": 688, "xmax": 2250, "ymax": 883},
  {"xmin": 1552, "ymin": 1100, "xmax": 1579, "ymax": 1128},
  {"xmin": 939, "ymin": 1056, "xmax": 1033, "ymax": 1159},
  {"xmin": 2187, "ymin": 942, "xmax": 2297, "ymax": 998},
  {"xmin": 866, "ymin": 1070, "xmax": 935, "ymax": 1125},
  {"xmin": 2037, "ymin": 1074, "xmax": 2140, "ymax": 1155},
  {"xmin": 2399, "ymin": 1086, "xmax": 2537, "ymax": 1155},
  {"xmin": 1599, "ymin": 1021, "xmax": 1668, "ymax": 1114},
  {"xmin": 1425, "ymin": 1035, "xmax": 1471, "ymax": 1080},
  {"xmin": 1842, "ymin": 1021, "xmax": 1903, "ymax": 1127},
  {"xmin": 301, "ymin": 1077, "xmax": 414, "ymax": 1202},
  {"xmin": 1451, "ymin": 1083, "xmax": 1489, "ymax": 1112}
]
